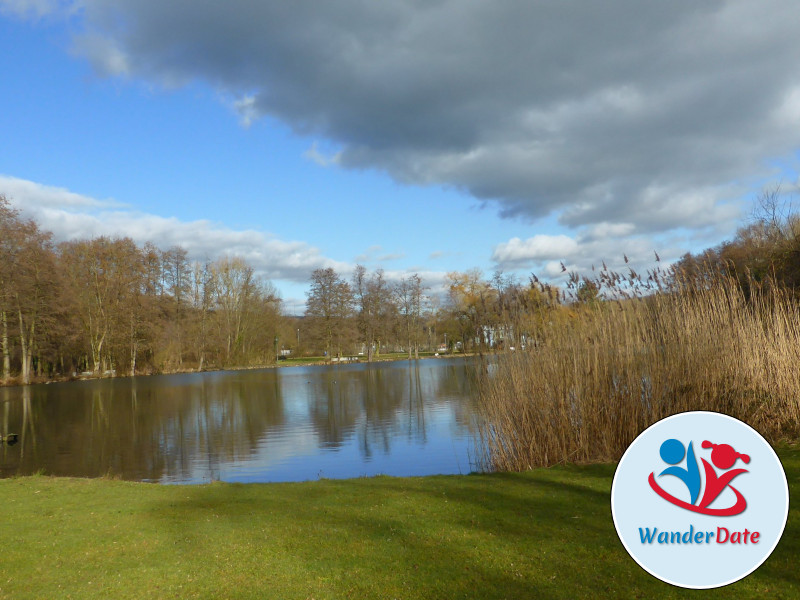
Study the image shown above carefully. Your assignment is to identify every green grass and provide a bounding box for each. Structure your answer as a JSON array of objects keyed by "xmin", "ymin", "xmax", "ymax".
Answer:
[{"xmin": 1, "ymin": 448, "xmax": 798, "ymax": 599}]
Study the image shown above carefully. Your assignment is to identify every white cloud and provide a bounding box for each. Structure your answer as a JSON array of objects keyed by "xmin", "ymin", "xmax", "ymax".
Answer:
[
  {"xmin": 2, "ymin": 176, "xmax": 347, "ymax": 284},
  {"xmin": 233, "ymin": 94, "xmax": 259, "ymax": 128},
  {"xmin": 2, "ymin": 176, "xmax": 460, "ymax": 299},
  {"xmin": 578, "ymin": 223, "xmax": 636, "ymax": 242},
  {"xmin": 0, "ymin": 174, "xmax": 118, "ymax": 210},
  {"xmin": 380, "ymin": 268, "xmax": 451, "ymax": 298},
  {"xmin": 304, "ymin": 142, "xmax": 341, "ymax": 168},
  {"xmin": 491, "ymin": 235, "xmax": 580, "ymax": 265},
  {"xmin": 542, "ymin": 261, "xmax": 568, "ymax": 279},
  {"xmin": 491, "ymin": 226, "xmax": 691, "ymax": 286}
]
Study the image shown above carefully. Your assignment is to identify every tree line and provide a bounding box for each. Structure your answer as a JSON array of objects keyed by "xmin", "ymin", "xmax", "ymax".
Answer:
[
  {"xmin": 8, "ymin": 186, "xmax": 793, "ymax": 385},
  {"xmin": 1, "ymin": 196, "xmax": 282, "ymax": 384},
  {"xmin": 1, "ymin": 195, "xmax": 567, "ymax": 384},
  {"xmin": 302, "ymin": 186, "xmax": 800, "ymax": 367},
  {"xmin": 301, "ymin": 264, "xmax": 569, "ymax": 363}
]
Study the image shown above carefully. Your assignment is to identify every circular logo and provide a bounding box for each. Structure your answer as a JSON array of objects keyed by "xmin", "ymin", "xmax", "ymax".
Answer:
[{"xmin": 611, "ymin": 411, "xmax": 789, "ymax": 589}]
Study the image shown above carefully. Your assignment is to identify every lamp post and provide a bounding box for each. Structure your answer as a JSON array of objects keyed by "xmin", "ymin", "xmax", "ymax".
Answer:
[{"xmin": 274, "ymin": 336, "xmax": 279, "ymax": 364}]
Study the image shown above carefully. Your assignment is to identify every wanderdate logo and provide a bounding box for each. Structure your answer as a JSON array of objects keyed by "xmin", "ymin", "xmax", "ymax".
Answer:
[
  {"xmin": 649, "ymin": 438, "xmax": 750, "ymax": 516},
  {"xmin": 611, "ymin": 412, "xmax": 788, "ymax": 589}
]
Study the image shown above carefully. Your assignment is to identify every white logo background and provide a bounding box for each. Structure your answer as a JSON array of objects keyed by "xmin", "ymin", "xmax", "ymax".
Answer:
[{"xmin": 611, "ymin": 411, "xmax": 789, "ymax": 589}]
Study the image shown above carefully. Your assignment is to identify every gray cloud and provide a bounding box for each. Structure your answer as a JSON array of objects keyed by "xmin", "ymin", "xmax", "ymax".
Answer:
[
  {"xmin": 55, "ymin": 0, "xmax": 800, "ymax": 237},
  {"xmin": 9, "ymin": 0, "xmax": 800, "ymax": 287}
]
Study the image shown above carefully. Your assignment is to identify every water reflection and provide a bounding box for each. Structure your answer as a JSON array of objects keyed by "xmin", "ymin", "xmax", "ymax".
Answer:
[{"xmin": 0, "ymin": 358, "xmax": 479, "ymax": 483}]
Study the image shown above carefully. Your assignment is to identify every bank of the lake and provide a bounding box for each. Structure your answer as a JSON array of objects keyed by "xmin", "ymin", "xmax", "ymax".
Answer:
[
  {"xmin": 1, "ymin": 447, "xmax": 797, "ymax": 600},
  {"xmin": 0, "ymin": 351, "xmax": 468, "ymax": 388}
]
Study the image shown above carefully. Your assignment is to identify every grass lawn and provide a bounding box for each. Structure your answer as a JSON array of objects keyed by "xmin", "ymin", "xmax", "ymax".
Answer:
[{"xmin": 1, "ymin": 448, "xmax": 798, "ymax": 599}]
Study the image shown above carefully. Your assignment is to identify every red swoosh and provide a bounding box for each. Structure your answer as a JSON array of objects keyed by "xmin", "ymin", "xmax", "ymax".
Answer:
[{"xmin": 648, "ymin": 472, "xmax": 747, "ymax": 516}]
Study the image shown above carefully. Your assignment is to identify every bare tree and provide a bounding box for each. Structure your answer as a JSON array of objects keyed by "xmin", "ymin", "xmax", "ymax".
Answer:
[
  {"xmin": 395, "ymin": 274, "xmax": 424, "ymax": 359},
  {"xmin": 306, "ymin": 268, "xmax": 354, "ymax": 361},
  {"xmin": 211, "ymin": 257, "xmax": 256, "ymax": 365},
  {"xmin": 0, "ymin": 198, "xmax": 59, "ymax": 383},
  {"xmin": 16, "ymin": 226, "xmax": 58, "ymax": 383},
  {"xmin": 59, "ymin": 237, "xmax": 143, "ymax": 375},
  {"xmin": 352, "ymin": 265, "xmax": 392, "ymax": 361},
  {"xmin": 0, "ymin": 195, "xmax": 16, "ymax": 381},
  {"xmin": 751, "ymin": 184, "xmax": 797, "ymax": 243},
  {"xmin": 188, "ymin": 260, "xmax": 214, "ymax": 371}
]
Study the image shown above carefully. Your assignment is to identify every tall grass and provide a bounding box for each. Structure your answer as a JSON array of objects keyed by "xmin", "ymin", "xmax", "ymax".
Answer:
[{"xmin": 477, "ymin": 267, "xmax": 800, "ymax": 471}]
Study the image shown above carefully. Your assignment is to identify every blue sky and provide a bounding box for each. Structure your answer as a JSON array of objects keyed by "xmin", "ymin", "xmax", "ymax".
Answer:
[{"xmin": 2, "ymin": 2, "xmax": 799, "ymax": 310}]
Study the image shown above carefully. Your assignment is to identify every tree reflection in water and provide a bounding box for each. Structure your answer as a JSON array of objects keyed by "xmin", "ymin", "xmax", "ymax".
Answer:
[{"xmin": 0, "ymin": 358, "xmax": 479, "ymax": 483}]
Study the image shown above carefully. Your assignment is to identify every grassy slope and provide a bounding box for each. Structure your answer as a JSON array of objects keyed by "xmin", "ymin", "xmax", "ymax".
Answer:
[{"xmin": 1, "ymin": 449, "xmax": 798, "ymax": 599}]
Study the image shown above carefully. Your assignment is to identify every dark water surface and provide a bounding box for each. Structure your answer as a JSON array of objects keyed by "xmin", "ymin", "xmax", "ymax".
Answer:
[{"xmin": 0, "ymin": 358, "xmax": 481, "ymax": 483}]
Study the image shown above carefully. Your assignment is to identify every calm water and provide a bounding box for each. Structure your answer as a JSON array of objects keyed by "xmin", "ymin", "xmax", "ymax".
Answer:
[{"xmin": 0, "ymin": 357, "xmax": 481, "ymax": 483}]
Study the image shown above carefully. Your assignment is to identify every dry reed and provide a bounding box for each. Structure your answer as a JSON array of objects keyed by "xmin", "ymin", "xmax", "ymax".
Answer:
[{"xmin": 477, "ymin": 267, "xmax": 800, "ymax": 471}]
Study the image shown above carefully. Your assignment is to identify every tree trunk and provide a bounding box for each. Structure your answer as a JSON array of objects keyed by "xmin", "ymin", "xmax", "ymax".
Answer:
[
  {"xmin": 18, "ymin": 308, "xmax": 30, "ymax": 385},
  {"xmin": 130, "ymin": 340, "xmax": 137, "ymax": 377},
  {"xmin": 129, "ymin": 313, "xmax": 138, "ymax": 377},
  {"xmin": 1, "ymin": 311, "xmax": 9, "ymax": 381},
  {"xmin": 91, "ymin": 328, "xmax": 106, "ymax": 374}
]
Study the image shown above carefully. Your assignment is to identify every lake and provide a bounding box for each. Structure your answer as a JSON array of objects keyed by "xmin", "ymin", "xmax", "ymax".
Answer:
[{"xmin": 0, "ymin": 357, "xmax": 482, "ymax": 484}]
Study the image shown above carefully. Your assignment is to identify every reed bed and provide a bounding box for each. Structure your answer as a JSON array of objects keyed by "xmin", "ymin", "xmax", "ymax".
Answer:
[{"xmin": 477, "ymin": 269, "xmax": 800, "ymax": 471}]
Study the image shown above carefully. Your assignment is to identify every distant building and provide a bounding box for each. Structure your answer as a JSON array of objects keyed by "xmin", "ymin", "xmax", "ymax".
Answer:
[{"xmin": 479, "ymin": 325, "xmax": 521, "ymax": 349}]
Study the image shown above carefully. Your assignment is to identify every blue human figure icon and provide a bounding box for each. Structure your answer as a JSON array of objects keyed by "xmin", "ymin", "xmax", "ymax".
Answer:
[{"xmin": 658, "ymin": 439, "xmax": 701, "ymax": 505}]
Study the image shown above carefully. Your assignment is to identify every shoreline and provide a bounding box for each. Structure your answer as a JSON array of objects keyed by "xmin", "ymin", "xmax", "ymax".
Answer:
[{"xmin": 0, "ymin": 351, "xmax": 482, "ymax": 389}]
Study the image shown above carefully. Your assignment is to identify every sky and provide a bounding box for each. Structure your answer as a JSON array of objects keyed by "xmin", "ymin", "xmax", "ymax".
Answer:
[{"xmin": 2, "ymin": 1, "xmax": 799, "ymax": 312}]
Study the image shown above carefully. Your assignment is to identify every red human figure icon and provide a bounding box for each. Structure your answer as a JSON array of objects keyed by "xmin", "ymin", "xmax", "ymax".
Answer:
[{"xmin": 698, "ymin": 441, "xmax": 750, "ymax": 510}]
